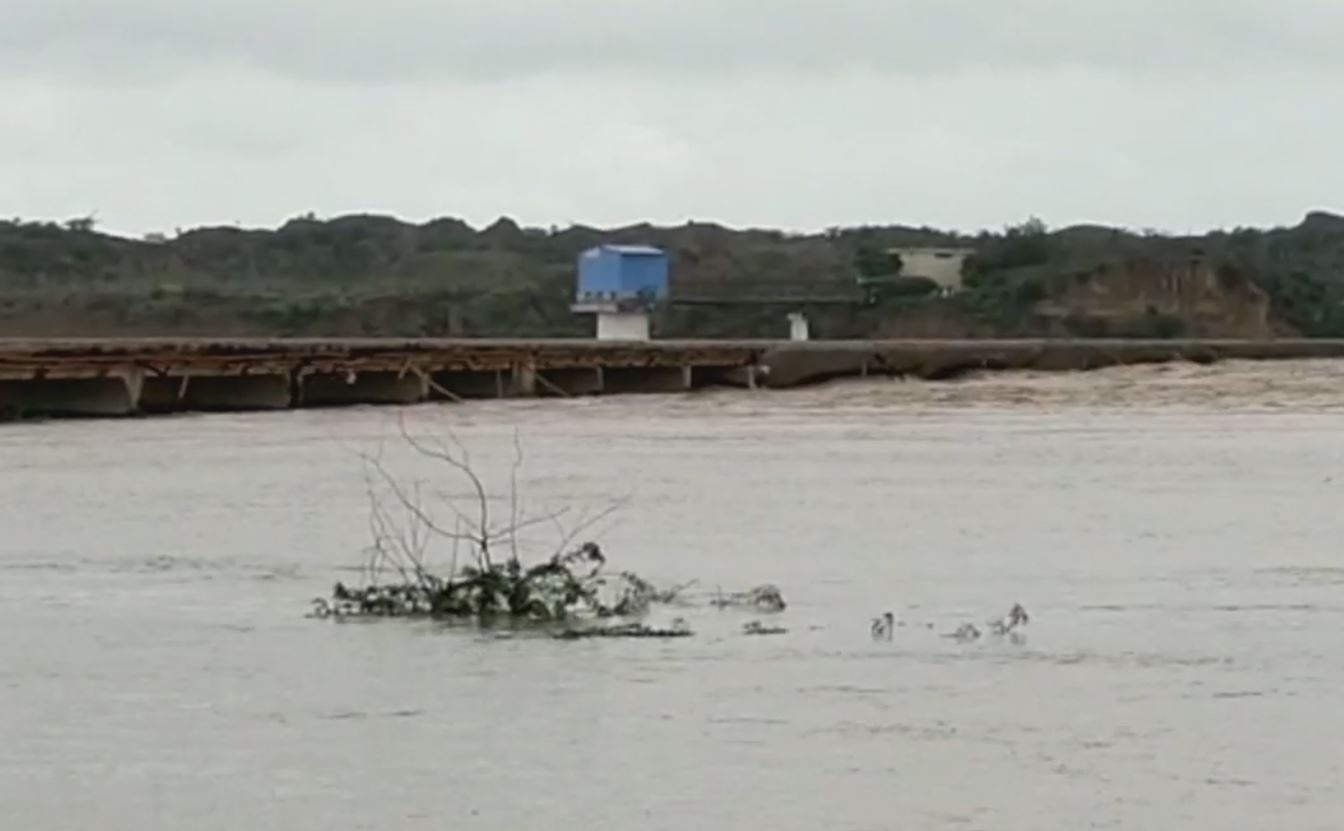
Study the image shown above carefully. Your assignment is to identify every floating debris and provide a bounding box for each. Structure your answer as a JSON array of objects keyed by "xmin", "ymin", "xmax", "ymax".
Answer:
[
  {"xmin": 945, "ymin": 623, "xmax": 982, "ymax": 642},
  {"xmin": 936, "ymin": 604, "xmax": 1031, "ymax": 644},
  {"xmin": 308, "ymin": 541, "xmax": 701, "ymax": 624},
  {"xmin": 607, "ymin": 572, "xmax": 696, "ymax": 617},
  {"xmin": 712, "ymin": 584, "xmax": 787, "ymax": 613},
  {"xmin": 743, "ymin": 620, "xmax": 788, "ymax": 636},
  {"xmin": 554, "ymin": 618, "xmax": 693, "ymax": 640},
  {"xmin": 313, "ymin": 424, "xmax": 782, "ymax": 640},
  {"xmin": 989, "ymin": 603, "xmax": 1030, "ymax": 636},
  {"xmin": 870, "ymin": 611, "xmax": 895, "ymax": 640}
]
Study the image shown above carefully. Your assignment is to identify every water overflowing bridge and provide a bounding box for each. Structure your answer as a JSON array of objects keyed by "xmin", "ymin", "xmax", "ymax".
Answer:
[{"xmin": 2, "ymin": 337, "xmax": 1343, "ymax": 419}]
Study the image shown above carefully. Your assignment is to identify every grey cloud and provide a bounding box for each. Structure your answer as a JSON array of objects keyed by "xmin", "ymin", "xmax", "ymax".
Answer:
[
  {"xmin": 3, "ymin": 0, "xmax": 1342, "ymax": 83},
  {"xmin": 3, "ymin": 2, "xmax": 1342, "ymax": 235},
  {"xmin": 4, "ymin": 64, "xmax": 1340, "ymax": 236}
]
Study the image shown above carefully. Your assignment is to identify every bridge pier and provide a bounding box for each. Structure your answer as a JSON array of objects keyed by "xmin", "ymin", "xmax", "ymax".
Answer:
[{"xmin": 509, "ymin": 363, "xmax": 537, "ymax": 397}]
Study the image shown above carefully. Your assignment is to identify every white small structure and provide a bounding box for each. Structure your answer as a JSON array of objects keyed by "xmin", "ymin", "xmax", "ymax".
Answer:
[
  {"xmin": 787, "ymin": 312, "xmax": 810, "ymax": 342},
  {"xmin": 889, "ymin": 246, "xmax": 976, "ymax": 293},
  {"xmin": 595, "ymin": 310, "xmax": 651, "ymax": 342}
]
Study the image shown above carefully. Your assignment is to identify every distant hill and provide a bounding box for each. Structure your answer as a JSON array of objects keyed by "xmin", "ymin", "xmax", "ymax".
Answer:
[{"xmin": 1, "ymin": 211, "xmax": 1342, "ymax": 339}]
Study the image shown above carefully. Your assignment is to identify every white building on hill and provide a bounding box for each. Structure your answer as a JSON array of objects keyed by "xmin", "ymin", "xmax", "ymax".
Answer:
[{"xmin": 890, "ymin": 247, "xmax": 976, "ymax": 293}]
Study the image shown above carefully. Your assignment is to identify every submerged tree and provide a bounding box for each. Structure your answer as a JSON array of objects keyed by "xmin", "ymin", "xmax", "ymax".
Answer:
[{"xmin": 309, "ymin": 417, "xmax": 701, "ymax": 634}]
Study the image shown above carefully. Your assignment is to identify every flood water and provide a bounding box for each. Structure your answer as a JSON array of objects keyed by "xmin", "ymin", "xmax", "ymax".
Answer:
[{"xmin": 3, "ymin": 359, "xmax": 1344, "ymax": 830}]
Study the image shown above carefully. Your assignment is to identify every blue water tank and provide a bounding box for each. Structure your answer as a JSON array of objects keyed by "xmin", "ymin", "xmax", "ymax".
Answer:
[{"xmin": 575, "ymin": 245, "xmax": 669, "ymax": 305}]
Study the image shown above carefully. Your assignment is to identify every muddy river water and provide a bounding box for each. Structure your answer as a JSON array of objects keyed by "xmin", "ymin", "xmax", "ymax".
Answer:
[{"xmin": 3, "ymin": 359, "xmax": 1343, "ymax": 829}]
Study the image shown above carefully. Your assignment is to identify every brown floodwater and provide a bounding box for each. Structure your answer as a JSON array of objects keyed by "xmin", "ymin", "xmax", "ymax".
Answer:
[{"xmin": 2, "ymin": 359, "xmax": 1343, "ymax": 830}]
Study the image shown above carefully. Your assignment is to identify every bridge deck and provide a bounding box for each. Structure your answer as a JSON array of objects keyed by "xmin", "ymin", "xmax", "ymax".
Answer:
[{"xmin": 0, "ymin": 338, "xmax": 1341, "ymax": 419}]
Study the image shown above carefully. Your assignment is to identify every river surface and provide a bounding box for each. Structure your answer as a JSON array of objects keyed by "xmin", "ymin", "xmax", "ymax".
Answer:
[{"xmin": 3, "ymin": 359, "xmax": 1344, "ymax": 830}]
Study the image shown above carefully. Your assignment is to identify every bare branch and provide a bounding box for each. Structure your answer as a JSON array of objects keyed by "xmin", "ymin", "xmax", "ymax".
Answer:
[
  {"xmin": 357, "ymin": 448, "xmax": 486, "ymax": 549},
  {"xmin": 340, "ymin": 417, "xmax": 641, "ymax": 625},
  {"xmin": 396, "ymin": 413, "xmax": 493, "ymax": 569},
  {"xmin": 448, "ymin": 515, "xmax": 462, "ymax": 587},
  {"xmin": 508, "ymin": 428, "xmax": 524, "ymax": 564},
  {"xmin": 493, "ymin": 505, "xmax": 572, "ymax": 540},
  {"xmin": 551, "ymin": 494, "xmax": 632, "ymax": 558},
  {"xmin": 396, "ymin": 480, "xmax": 433, "ymax": 584},
  {"xmin": 428, "ymin": 489, "xmax": 486, "ymax": 537},
  {"xmin": 366, "ymin": 494, "xmax": 415, "ymax": 585},
  {"xmin": 360, "ymin": 448, "xmax": 397, "ymax": 585}
]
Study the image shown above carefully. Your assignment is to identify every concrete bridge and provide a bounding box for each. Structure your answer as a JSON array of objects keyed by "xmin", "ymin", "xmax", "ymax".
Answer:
[{"xmin": 2, "ymin": 337, "xmax": 1344, "ymax": 419}]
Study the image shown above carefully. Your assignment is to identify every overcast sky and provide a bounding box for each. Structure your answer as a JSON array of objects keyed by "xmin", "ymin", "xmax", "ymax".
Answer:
[{"xmin": 4, "ymin": 1, "xmax": 1342, "ymax": 237}]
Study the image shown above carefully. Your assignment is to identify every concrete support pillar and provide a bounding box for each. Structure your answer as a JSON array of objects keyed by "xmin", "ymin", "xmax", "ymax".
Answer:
[
  {"xmin": 509, "ymin": 363, "xmax": 538, "ymax": 397},
  {"xmin": 123, "ymin": 368, "xmax": 145, "ymax": 407}
]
